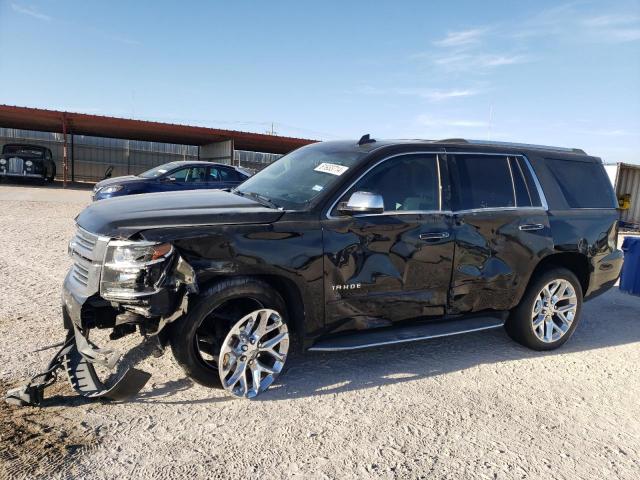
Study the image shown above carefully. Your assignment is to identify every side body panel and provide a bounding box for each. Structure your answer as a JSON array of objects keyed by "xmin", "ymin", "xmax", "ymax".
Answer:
[
  {"xmin": 139, "ymin": 212, "xmax": 326, "ymax": 344},
  {"xmin": 525, "ymin": 152, "xmax": 623, "ymax": 299},
  {"xmin": 449, "ymin": 209, "xmax": 553, "ymax": 313},
  {"xmin": 321, "ymin": 213, "xmax": 454, "ymax": 331}
]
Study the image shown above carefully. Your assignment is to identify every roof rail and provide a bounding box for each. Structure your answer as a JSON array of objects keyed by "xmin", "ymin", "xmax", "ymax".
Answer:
[{"xmin": 434, "ymin": 138, "xmax": 586, "ymax": 155}]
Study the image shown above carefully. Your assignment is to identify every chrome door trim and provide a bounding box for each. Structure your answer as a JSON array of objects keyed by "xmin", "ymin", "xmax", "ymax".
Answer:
[{"xmin": 324, "ymin": 151, "xmax": 549, "ymax": 219}]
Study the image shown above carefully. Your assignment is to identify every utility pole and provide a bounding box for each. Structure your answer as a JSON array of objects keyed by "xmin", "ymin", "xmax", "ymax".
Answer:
[{"xmin": 265, "ymin": 122, "xmax": 277, "ymax": 136}]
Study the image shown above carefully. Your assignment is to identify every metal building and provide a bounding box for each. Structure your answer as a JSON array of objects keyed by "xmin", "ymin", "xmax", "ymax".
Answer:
[{"xmin": 0, "ymin": 105, "xmax": 315, "ymax": 184}]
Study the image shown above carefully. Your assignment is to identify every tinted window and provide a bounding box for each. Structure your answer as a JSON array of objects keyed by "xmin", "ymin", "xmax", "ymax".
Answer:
[
  {"xmin": 451, "ymin": 155, "xmax": 515, "ymax": 210},
  {"xmin": 339, "ymin": 154, "xmax": 440, "ymax": 212},
  {"xmin": 170, "ymin": 168, "xmax": 190, "ymax": 181},
  {"xmin": 209, "ymin": 167, "xmax": 241, "ymax": 182},
  {"xmin": 514, "ymin": 157, "xmax": 542, "ymax": 207},
  {"xmin": 2, "ymin": 145, "xmax": 44, "ymax": 157},
  {"xmin": 545, "ymin": 158, "xmax": 616, "ymax": 208},
  {"xmin": 170, "ymin": 166, "xmax": 207, "ymax": 182},
  {"xmin": 509, "ymin": 156, "xmax": 542, "ymax": 207}
]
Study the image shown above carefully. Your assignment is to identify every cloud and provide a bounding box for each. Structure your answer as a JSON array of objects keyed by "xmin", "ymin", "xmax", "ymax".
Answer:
[
  {"xmin": 417, "ymin": 115, "xmax": 489, "ymax": 128},
  {"xmin": 574, "ymin": 128, "xmax": 634, "ymax": 137},
  {"xmin": 356, "ymin": 86, "xmax": 481, "ymax": 102},
  {"xmin": 10, "ymin": 3, "xmax": 51, "ymax": 21},
  {"xmin": 433, "ymin": 28, "xmax": 487, "ymax": 47},
  {"xmin": 106, "ymin": 34, "xmax": 142, "ymax": 46},
  {"xmin": 432, "ymin": 53, "xmax": 530, "ymax": 71},
  {"xmin": 582, "ymin": 14, "xmax": 640, "ymax": 28},
  {"xmin": 581, "ymin": 13, "xmax": 640, "ymax": 43},
  {"xmin": 396, "ymin": 88, "xmax": 480, "ymax": 101}
]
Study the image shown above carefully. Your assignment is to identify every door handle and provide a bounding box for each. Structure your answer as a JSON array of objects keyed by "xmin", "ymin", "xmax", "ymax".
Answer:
[
  {"xmin": 519, "ymin": 223, "xmax": 544, "ymax": 231},
  {"xmin": 419, "ymin": 232, "xmax": 450, "ymax": 241}
]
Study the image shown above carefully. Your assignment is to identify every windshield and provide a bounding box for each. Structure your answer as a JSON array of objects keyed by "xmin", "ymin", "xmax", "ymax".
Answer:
[
  {"xmin": 138, "ymin": 163, "xmax": 177, "ymax": 178},
  {"xmin": 236, "ymin": 144, "xmax": 366, "ymax": 209},
  {"xmin": 3, "ymin": 146, "xmax": 45, "ymax": 157}
]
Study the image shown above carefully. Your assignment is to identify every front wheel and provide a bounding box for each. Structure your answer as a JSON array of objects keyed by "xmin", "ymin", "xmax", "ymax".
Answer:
[
  {"xmin": 505, "ymin": 268, "xmax": 583, "ymax": 350},
  {"xmin": 169, "ymin": 278, "xmax": 290, "ymax": 398}
]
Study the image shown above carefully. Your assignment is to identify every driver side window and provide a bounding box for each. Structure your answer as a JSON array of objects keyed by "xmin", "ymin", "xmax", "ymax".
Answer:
[
  {"xmin": 337, "ymin": 154, "xmax": 441, "ymax": 213},
  {"xmin": 169, "ymin": 168, "xmax": 190, "ymax": 181}
]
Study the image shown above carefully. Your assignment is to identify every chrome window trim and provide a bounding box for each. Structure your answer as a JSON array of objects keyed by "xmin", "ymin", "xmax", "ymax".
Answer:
[
  {"xmin": 521, "ymin": 154, "xmax": 549, "ymax": 210},
  {"xmin": 512, "ymin": 156, "xmax": 535, "ymax": 207},
  {"xmin": 436, "ymin": 154, "xmax": 443, "ymax": 211},
  {"xmin": 324, "ymin": 151, "xmax": 549, "ymax": 219},
  {"xmin": 506, "ymin": 157, "xmax": 518, "ymax": 207},
  {"xmin": 325, "ymin": 151, "xmax": 445, "ymax": 220}
]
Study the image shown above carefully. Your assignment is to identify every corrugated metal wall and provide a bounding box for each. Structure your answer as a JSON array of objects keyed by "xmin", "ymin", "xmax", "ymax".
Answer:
[
  {"xmin": 616, "ymin": 163, "xmax": 640, "ymax": 223},
  {"xmin": 233, "ymin": 150, "xmax": 283, "ymax": 173},
  {"xmin": 0, "ymin": 128, "xmax": 198, "ymax": 182},
  {"xmin": 0, "ymin": 128, "xmax": 284, "ymax": 182}
]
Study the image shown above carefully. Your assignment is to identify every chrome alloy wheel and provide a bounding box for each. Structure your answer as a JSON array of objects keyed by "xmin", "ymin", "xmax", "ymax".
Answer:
[
  {"xmin": 531, "ymin": 279, "xmax": 578, "ymax": 343},
  {"xmin": 218, "ymin": 309, "xmax": 289, "ymax": 398}
]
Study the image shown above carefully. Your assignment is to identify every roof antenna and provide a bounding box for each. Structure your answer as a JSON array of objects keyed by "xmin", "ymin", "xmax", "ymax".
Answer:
[{"xmin": 358, "ymin": 134, "xmax": 376, "ymax": 146}]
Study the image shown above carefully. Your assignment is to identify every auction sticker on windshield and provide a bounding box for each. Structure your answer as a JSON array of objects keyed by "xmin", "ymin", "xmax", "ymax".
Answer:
[{"xmin": 314, "ymin": 163, "xmax": 349, "ymax": 176}]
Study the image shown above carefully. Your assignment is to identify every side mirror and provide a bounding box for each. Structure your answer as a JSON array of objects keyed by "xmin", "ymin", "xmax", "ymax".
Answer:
[
  {"xmin": 162, "ymin": 176, "xmax": 176, "ymax": 182},
  {"xmin": 338, "ymin": 191, "xmax": 384, "ymax": 215}
]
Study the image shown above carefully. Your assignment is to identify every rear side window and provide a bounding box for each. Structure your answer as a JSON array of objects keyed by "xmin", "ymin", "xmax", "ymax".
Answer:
[
  {"xmin": 450, "ymin": 155, "xmax": 515, "ymax": 210},
  {"xmin": 545, "ymin": 158, "xmax": 616, "ymax": 208}
]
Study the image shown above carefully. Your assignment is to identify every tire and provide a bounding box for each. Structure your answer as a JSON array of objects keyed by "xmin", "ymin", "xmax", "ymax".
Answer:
[
  {"xmin": 505, "ymin": 268, "xmax": 583, "ymax": 351},
  {"xmin": 169, "ymin": 277, "xmax": 288, "ymax": 389}
]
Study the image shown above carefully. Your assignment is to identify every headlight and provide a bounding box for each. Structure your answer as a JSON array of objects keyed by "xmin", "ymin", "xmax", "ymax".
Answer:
[
  {"xmin": 100, "ymin": 241, "xmax": 173, "ymax": 300},
  {"xmin": 25, "ymin": 160, "xmax": 33, "ymax": 167},
  {"xmin": 101, "ymin": 185, "xmax": 124, "ymax": 194},
  {"xmin": 0, "ymin": 159, "xmax": 6, "ymax": 165}
]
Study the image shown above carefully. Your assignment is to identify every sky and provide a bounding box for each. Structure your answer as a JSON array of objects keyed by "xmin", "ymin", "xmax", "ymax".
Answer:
[{"xmin": 0, "ymin": 0, "xmax": 639, "ymax": 163}]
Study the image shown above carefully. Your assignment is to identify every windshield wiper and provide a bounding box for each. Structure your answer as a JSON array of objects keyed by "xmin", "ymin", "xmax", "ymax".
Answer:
[{"xmin": 232, "ymin": 189, "xmax": 281, "ymax": 210}]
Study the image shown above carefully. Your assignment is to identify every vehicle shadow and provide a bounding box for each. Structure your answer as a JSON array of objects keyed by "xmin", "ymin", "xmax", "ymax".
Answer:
[
  {"xmin": 21, "ymin": 289, "xmax": 638, "ymax": 407},
  {"xmin": 0, "ymin": 179, "xmax": 93, "ymax": 190},
  {"xmin": 143, "ymin": 289, "xmax": 640, "ymax": 404}
]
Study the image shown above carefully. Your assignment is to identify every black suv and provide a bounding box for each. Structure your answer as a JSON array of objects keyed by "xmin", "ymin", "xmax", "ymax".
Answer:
[{"xmin": 9, "ymin": 137, "xmax": 624, "ymax": 405}]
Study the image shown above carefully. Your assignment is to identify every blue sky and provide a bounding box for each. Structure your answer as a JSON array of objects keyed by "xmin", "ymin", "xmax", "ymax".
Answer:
[{"xmin": 0, "ymin": 0, "xmax": 639, "ymax": 163}]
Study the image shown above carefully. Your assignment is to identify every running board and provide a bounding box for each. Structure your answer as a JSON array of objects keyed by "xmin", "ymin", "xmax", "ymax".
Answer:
[{"xmin": 308, "ymin": 315, "xmax": 505, "ymax": 352}]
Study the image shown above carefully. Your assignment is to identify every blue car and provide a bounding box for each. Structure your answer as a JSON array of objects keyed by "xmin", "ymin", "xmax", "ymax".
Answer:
[{"xmin": 92, "ymin": 161, "xmax": 251, "ymax": 201}]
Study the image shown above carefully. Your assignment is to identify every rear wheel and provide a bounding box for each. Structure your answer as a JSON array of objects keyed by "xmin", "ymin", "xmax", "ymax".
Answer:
[
  {"xmin": 169, "ymin": 278, "xmax": 290, "ymax": 397},
  {"xmin": 505, "ymin": 268, "xmax": 583, "ymax": 350}
]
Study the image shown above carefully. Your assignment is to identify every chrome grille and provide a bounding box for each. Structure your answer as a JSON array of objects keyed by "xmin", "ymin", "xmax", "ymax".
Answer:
[
  {"xmin": 75, "ymin": 228, "xmax": 98, "ymax": 252},
  {"xmin": 68, "ymin": 227, "xmax": 108, "ymax": 294},
  {"xmin": 8, "ymin": 157, "xmax": 23, "ymax": 174}
]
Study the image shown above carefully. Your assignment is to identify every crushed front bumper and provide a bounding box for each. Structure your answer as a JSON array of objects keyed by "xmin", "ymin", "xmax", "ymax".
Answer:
[{"xmin": 6, "ymin": 227, "xmax": 196, "ymax": 407}]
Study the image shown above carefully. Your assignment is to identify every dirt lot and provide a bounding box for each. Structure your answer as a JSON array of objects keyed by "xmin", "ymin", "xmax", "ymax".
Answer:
[{"xmin": 1, "ymin": 184, "xmax": 639, "ymax": 480}]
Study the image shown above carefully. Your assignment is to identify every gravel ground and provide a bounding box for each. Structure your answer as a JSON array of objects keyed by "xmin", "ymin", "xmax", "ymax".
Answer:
[{"xmin": 1, "ymin": 184, "xmax": 639, "ymax": 480}]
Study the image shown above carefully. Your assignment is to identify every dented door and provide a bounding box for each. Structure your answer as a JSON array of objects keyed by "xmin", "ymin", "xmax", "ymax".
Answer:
[
  {"xmin": 446, "ymin": 152, "xmax": 553, "ymax": 314},
  {"xmin": 321, "ymin": 153, "xmax": 454, "ymax": 331},
  {"xmin": 449, "ymin": 209, "xmax": 551, "ymax": 313}
]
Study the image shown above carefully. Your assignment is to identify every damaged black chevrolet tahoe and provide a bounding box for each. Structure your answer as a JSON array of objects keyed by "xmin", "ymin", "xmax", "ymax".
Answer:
[{"xmin": 8, "ymin": 136, "xmax": 624, "ymax": 405}]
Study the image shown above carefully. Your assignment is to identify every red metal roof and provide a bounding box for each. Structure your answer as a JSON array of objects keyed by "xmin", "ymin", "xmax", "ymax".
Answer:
[{"xmin": 0, "ymin": 105, "xmax": 316, "ymax": 154}]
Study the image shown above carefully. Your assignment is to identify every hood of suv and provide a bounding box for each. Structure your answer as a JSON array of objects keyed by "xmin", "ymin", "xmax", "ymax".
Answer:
[{"xmin": 76, "ymin": 189, "xmax": 284, "ymax": 238}]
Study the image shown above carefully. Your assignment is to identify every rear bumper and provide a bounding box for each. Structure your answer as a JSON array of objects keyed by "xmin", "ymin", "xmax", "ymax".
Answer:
[{"xmin": 585, "ymin": 248, "xmax": 624, "ymax": 299}]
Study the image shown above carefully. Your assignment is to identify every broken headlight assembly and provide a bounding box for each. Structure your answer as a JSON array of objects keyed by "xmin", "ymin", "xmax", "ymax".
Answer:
[{"xmin": 100, "ymin": 240, "xmax": 173, "ymax": 301}]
